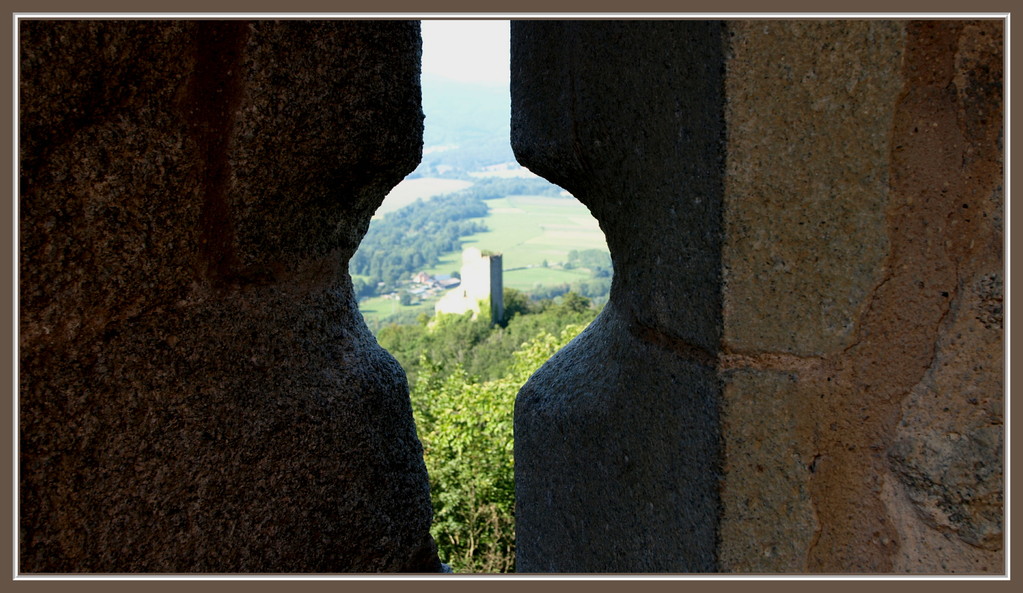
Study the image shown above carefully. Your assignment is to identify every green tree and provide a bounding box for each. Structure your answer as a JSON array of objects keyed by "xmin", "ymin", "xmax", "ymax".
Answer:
[
  {"xmin": 557, "ymin": 291, "xmax": 591, "ymax": 314},
  {"xmin": 500, "ymin": 287, "xmax": 532, "ymax": 323},
  {"xmin": 411, "ymin": 325, "xmax": 585, "ymax": 573}
]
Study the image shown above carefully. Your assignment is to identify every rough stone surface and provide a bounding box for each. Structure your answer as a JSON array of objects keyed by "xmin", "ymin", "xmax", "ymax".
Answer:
[
  {"xmin": 718, "ymin": 370, "xmax": 817, "ymax": 572},
  {"xmin": 883, "ymin": 22, "xmax": 1005, "ymax": 571},
  {"xmin": 719, "ymin": 20, "xmax": 907, "ymax": 573},
  {"xmin": 19, "ymin": 20, "xmax": 440, "ymax": 572},
  {"xmin": 21, "ymin": 17, "xmax": 1003, "ymax": 575},
  {"xmin": 722, "ymin": 21, "xmax": 904, "ymax": 356},
  {"xmin": 514, "ymin": 308, "xmax": 721, "ymax": 572},
  {"xmin": 512, "ymin": 21, "xmax": 726, "ymax": 572},
  {"xmin": 513, "ymin": 19, "xmax": 1002, "ymax": 574},
  {"xmin": 720, "ymin": 20, "xmax": 1003, "ymax": 573},
  {"xmin": 886, "ymin": 271, "xmax": 1003, "ymax": 559}
]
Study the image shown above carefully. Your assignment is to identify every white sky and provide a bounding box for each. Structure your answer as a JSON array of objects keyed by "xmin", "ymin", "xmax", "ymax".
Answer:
[{"xmin": 420, "ymin": 20, "xmax": 510, "ymax": 86}]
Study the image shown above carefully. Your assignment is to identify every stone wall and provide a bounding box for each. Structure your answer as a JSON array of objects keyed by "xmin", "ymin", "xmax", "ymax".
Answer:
[
  {"xmin": 19, "ymin": 20, "xmax": 440, "ymax": 572},
  {"xmin": 511, "ymin": 19, "xmax": 1003, "ymax": 573},
  {"xmin": 19, "ymin": 17, "xmax": 1003, "ymax": 575},
  {"xmin": 720, "ymin": 20, "xmax": 1004, "ymax": 573},
  {"xmin": 512, "ymin": 20, "xmax": 727, "ymax": 572}
]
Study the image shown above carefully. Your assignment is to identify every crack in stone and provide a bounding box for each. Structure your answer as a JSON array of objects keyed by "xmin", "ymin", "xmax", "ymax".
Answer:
[{"xmin": 717, "ymin": 350, "xmax": 830, "ymax": 375}]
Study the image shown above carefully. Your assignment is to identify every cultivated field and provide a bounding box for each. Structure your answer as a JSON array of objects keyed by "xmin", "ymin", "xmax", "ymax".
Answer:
[
  {"xmin": 361, "ymin": 194, "xmax": 609, "ymax": 325},
  {"xmin": 359, "ymin": 294, "xmax": 435, "ymax": 319},
  {"xmin": 373, "ymin": 177, "xmax": 473, "ymax": 218},
  {"xmin": 423, "ymin": 195, "xmax": 608, "ymax": 289}
]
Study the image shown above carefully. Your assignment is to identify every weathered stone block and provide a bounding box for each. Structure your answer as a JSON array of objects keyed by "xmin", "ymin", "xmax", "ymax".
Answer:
[
  {"xmin": 718, "ymin": 370, "xmax": 817, "ymax": 572},
  {"xmin": 722, "ymin": 20, "xmax": 903, "ymax": 356},
  {"xmin": 512, "ymin": 20, "xmax": 726, "ymax": 572},
  {"xmin": 512, "ymin": 19, "xmax": 1003, "ymax": 574},
  {"xmin": 19, "ymin": 20, "xmax": 438, "ymax": 572}
]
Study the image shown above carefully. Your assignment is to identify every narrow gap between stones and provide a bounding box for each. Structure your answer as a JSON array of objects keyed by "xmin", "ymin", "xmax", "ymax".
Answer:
[{"xmin": 349, "ymin": 19, "xmax": 609, "ymax": 573}]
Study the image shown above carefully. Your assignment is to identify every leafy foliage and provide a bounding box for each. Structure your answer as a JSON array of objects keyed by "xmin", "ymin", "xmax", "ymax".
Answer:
[
  {"xmin": 377, "ymin": 289, "xmax": 598, "ymax": 385},
  {"xmin": 411, "ymin": 324, "xmax": 586, "ymax": 573},
  {"xmin": 377, "ymin": 291, "xmax": 599, "ymax": 571}
]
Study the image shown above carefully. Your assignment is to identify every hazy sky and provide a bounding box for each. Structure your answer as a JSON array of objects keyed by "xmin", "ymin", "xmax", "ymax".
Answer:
[{"xmin": 420, "ymin": 20, "xmax": 510, "ymax": 86}]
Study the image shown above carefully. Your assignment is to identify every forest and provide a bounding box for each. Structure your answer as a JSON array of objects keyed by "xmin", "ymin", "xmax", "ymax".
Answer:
[
  {"xmin": 353, "ymin": 174, "xmax": 609, "ymax": 571},
  {"xmin": 377, "ymin": 289, "xmax": 601, "ymax": 572},
  {"xmin": 351, "ymin": 175, "xmax": 609, "ymax": 321},
  {"xmin": 349, "ymin": 192, "xmax": 488, "ymax": 297}
]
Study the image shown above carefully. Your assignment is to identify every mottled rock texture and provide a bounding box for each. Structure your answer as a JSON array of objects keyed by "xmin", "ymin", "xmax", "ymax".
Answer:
[
  {"xmin": 512, "ymin": 19, "xmax": 1003, "ymax": 574},
  {"xmin": 512, "ymin": 20, "xmax": 726, "ymax": 572},
  {"xmin": 19, "ymin": 20, "xmax": 440, "ymax": 572},
  {"xmin": 720, "ymin": 20, "xmax": 906, "ymax": 572},
  {"xmin": 721, "ymin": 20, "xmax": 1003, "ymax": 574}
]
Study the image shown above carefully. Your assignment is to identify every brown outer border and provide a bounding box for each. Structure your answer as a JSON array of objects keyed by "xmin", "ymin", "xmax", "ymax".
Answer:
[{"xmin": 2, "ymin": 0, "xmax": 1014, "ymax": 589}]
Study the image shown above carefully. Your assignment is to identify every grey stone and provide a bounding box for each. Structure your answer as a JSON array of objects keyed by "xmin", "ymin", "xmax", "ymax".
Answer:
[
  {"xmin": 19, "ymin": 20, "xmax": 439, "ymax": 572},
  {"xmin": 511, "ymin": 20, "xmax": 726, "ymax": 572}
]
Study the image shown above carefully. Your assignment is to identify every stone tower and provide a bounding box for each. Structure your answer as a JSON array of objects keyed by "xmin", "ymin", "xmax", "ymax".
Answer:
[{"xmin": 434, "ymin": 247, "xmax": 504, "ymax": 324}]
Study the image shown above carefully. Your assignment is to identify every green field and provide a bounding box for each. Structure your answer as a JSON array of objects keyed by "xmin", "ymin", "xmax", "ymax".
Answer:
[
  {"xmin": 423, "ymin": 195, "xmax": 607, "ymax": 275},
  {"xmin": 503, "ymin": 267, "xmax": 592, "ymax": 291},
  {"xmin": 359, "ymin": 294, "xmax": 435, "ymax": 321},
  {"xmin": 361, "ymin": 194, "xmax": 608, "ymax": 325},
  {"xmin": 373, "ymin": 177, "xmax": 473, "ymax": 218}
]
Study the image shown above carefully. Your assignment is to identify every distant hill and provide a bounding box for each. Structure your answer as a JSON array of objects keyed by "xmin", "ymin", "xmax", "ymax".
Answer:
[{"xmin": 411, "ymin": 74, "xmax": 515, "ymax": 178}]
